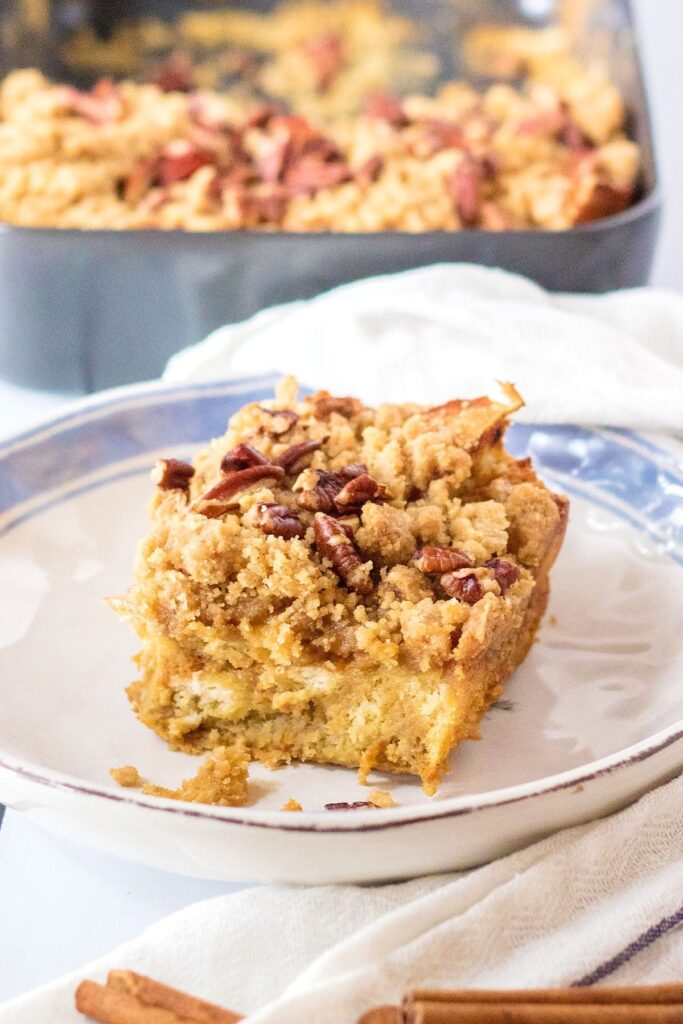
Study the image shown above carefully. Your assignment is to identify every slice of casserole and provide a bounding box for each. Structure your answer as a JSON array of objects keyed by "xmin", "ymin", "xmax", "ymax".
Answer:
[{"xmin": 115, "ymin": 377, "xmax": 567, "ymax": 794}]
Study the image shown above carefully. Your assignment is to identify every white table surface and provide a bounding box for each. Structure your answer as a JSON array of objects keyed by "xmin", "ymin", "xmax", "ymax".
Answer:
[{"xmin": 1, "ymin": 0, "xmax": 682, "ymax": 1005}]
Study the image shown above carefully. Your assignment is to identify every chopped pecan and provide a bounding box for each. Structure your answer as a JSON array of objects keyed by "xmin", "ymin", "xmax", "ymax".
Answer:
[
  {"xmin": 334, "ymin": 473, "xmax": 390, "ymax": 510},
  {"xmin": 574, "ymin": 182, "xmax": 631, "ymax": 225},
  {"xmin": 234, "ymin": 188, "xmax": 289, "ymax": 225},
  {"xmin": 311, "ymin": 393, "xmax": 364, "ymax": 419},
  {"xmin": 123, "ymin": 157, "xmax": 157, "ymax": 204},
  {"xmin": 413, "ymin": 546, "xmax": 473, "ymax": 574},
  {"xmin": 243, "ymin": 103, "xmax": 281, "ymax": 130},
  {"xmin": 284, "ymin": 156, "xmax": 352, "ymax": 196},
  {"xmin": 486, "ymin": 558, "xmax": 520, "ymax": 593},
  {"xmin": 258, "ymin": 132, "xmax": 291, "ymax": 184},
  {"xmin": 355, "ymin": 154, "xmax": 384, "ymax": 188},
  {"xmin": 558, "ymin": 119, "xmax": 591, "ymax": 152},
  {"xmin": 441, "ymin": 572, "xmax": 484, "ymax": 604},
  {"xmin": 274, "ymin": 438, "xmax": 323, "ymax": 472},
  {"xmin": 449, "ymin": 152, "xmax": 482, "ymax": 227},
  {"xmin": 253, "ymin": 502, "xmax": 306, "ymax": 539},
  {"xmin": 221, "ymin": 443, "xmax": 269, "ymax": 473},
  {"xmin": 59, "ymin": 78, "xmax": 123, "ymax": 125},
  {"xmin": 301, "ymin": 31, "xmax": 346, "ymax": 92},
  {"xmin": 422, "ymin": 119, "xmax": 466, "ymax": 154},
  {"xmin": 314, "ymin": 512, "xmax": 373, "ymax": 594},
  {"xmin": 324, "ymin": 801, "xmax": 372, "ymax": 810},
  {"xmin": 153, "ymin": 458, "xmax": 195, "ymax": 492},
  {"xmin": 151, "ymin": 52, "xmax": 195, "ymax": 93},
  {"xmin": 335, "ymin": 514, "xmax": 360, "ymax": 536},
  {"xmin": 297, "ymin": 464, "xmax": 367, "ymax": 513},
  {"xmin": 187, "ymin": 123, "xmax": 240, "ymax": 167},
  {"xmin": 364, "ymin": 92, "xmax": 410, "ymax": 128},
  {"xmin": 195, "ymin": 464, "xmax": 285, "ymax": 516},
  {"xmin": 158, "ymin": 141, "xmax": 216, "ymax": 185},
  {"xmin": 258, "ymin": 407, "xmax": 299, "ymax": 435}
]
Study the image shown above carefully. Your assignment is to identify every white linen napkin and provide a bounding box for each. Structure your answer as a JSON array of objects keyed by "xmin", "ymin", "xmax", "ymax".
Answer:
[
  {"xmin": 165, "ymin": 264, "xmax": 683, "ymax": 432},
  {"xmin": 4, "ymin": 264, "xmax": 683, "ymax": 1022},
  {"xmin": 2, "ymin": 774, "xmax": 683, "ymax": 1023}
]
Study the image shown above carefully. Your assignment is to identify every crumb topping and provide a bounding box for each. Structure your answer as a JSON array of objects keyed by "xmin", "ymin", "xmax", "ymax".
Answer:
[
  {"xmin": 117, "ymin": 378, "xmax": 552, "ymax": 679},
  {"xmin": 140, "ymin": 746, "xmax": 249, "ymax": 806},
  {"xmin": 109, "ymin": 765, "xmax": 142, "ymax": 788}
]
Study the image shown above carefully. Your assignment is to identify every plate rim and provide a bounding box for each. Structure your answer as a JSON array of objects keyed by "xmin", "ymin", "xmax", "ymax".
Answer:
[{"xmin": 1, "ymin": 374, "xmax": 682, "ymax": 834}]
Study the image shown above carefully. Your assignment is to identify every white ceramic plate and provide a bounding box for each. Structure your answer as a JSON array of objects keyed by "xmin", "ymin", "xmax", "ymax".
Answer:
[{"xmin": 1, "ymin": 374, "xmax": 683, "ymax": 884}]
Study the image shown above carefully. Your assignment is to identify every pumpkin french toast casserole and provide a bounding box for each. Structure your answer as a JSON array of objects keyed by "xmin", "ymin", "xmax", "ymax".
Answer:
[{"xmin": 115, "ymin": 378, "xmax": 568, "ymax": 794}]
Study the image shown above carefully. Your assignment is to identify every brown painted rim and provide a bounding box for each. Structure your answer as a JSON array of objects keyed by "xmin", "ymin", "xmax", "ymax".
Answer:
[{"xmin": 1, "ymin": 719, "xmax": 682, "ymax": 834}]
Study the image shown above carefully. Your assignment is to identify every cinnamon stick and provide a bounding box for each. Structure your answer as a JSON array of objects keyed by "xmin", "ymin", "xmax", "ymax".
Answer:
[
  {"xmin": 75, "ymin": 972, "xmax": 242, "ymax": 1024},
  {"xmin": 407, "ymin": 987, "xmax": 683, "ymax": 1006},
  {"xmin": 357, "ymin": 1008, "xmax": 404, "ymax": 1024},
  {"xmin": 108, "ymin": 972, "xmax": 242, "ymax": 1023},
  {"xmin": 405, "ymin": 1004, "xmax": 683, "ymax": 1024}
]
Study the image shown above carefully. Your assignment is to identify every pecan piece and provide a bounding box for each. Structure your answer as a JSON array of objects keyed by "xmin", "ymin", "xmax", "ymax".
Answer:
[
  {"xmin": 364, "ymin": 92, "xmax": 409, "ymax": 128},
  {"xmin": 334, "ymin": 473, "xmax": 390, "ymax": 510},
  {"xmin": 311, "ymin": 393, "xmax": 364, "ymax": 419},
  {"xmin": 486, "ymin": 558, "xmax": 520, "ymax": 594},
  {"xmin": 153, "ymin": 458, "xmax": 195, "ymax": 492},
  {"xmin": 355, "ymin": 154, "xmax": 384, "ymax": 188},
  {"xmin": 574, "ymin": 182, "xmax": 631, "ymax": 225},
  {"xmin": 158, "ymin": 141, "xmax": 216, "ymax": 185},
  {"xmin": 258, "ymin": 407, "xmax": 299, "ymax": 435},
  {"xmin": 422, "ymin": 119, "xmax": 466, "ymax": 154},
  {"xmin": 300, "ymin": 31, "xmax": 346, "ymax": 92},
  {"xmin": 314, "ymin": 512, "xmax": 373, "ymax": 594},
  {"xmin": 151, "ymin": 52, "xmax": 195, "ymax": 93},
  {"xmin": 441, "ymin": 572, "xmax": 484, "ymax": 604},
  {"xmin": 124, "ymin": 157, "xmax": 157, "ymax": 204},
  {"xmin": 297, "ymin": 464, "xmax": 367, "ymax": 513},
  {"xmin": 284, "ymin": 156, "xmax": 352, "ymax": 196},
  {"xmin": 274, "ymin": 438, "xmax": 323, "ymax": 472},
  {"xmin": 59, "ymin": 78, "xmax": 123, "ymax": 125},
  {"xmin": 244, "ymin": 103, "xmax": 281, "ymax": 130},
  {"xmin": 253, "ymin": 502, "xmax": 306, "ymax": 539},
  {"xmin": 413, "ymin": 546, "xmax": 473, "ymax": 574},
  {"xmin": 449, "ymin": 152, "xmax": 482, "ymax": 227},
  {"xmin": 221, "ymin": 443, "xmax": 269, "ymax": 473},
  {"xmin": 195, "ymin": 464, "xmax": 285, "ymax": 516}
]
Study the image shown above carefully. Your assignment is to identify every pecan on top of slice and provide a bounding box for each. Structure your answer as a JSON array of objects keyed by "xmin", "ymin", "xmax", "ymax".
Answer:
[
  {"xmin": 274, "ymin": 438, "xmax": 323, "ymax": 473},
  {"xmin": 412, "ymin": 546, "xmax": 474, "ymax": 574},
  {"xmin": 252, "ymin": 502, "xmax": 306, "ymax": 540},
  {"xmin": 440, "ymin": 572, "xmax": 484, "ymax": 604},
  {"xmin": 314, "ymin": 512, "xmax": 373, "ymax": 594},
  {"xmin": 153, "ymin": 458, "xmax": 195, "ymax": 492},
  {"xmin": 310, "ymin": 392, "xmax": 364, "ymax": 419},
  {"xmin": 486, "ymin": 558, "xmax": 520, "ymax": 594},
  {"xmin": 194, "ymin": 464, "xmax": 285, "ymax": 517},
  {"xmin": 296, "ymin": 463, "xmax": 367, "ymax": 514},
  {"xmin": 334, "ymin": 473, "xmax": 390, "ymax": 511},
  {"xmin": 221, "ymin": 442, "xmax": 270, "ymax": 473},
  {"xmin": 258, "ymin": 407, "xmax": 299, "ymax": 436}
]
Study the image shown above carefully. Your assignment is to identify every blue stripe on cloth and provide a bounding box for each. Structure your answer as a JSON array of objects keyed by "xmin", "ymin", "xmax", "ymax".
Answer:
[{"xmin": 572, "ymin": 903, "xmax": 683, "ymax": 986}]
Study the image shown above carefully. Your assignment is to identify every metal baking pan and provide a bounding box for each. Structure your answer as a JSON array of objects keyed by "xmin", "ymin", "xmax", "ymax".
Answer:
[{"xmin": 0, "ymin": 0, "xmax": 660, "ymax": 393}]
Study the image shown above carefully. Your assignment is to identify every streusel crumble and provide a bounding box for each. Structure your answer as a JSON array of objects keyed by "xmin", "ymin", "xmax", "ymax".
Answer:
[{"xmin": 115, "ymin": 377, "xmax": 567, "ymax": 794}]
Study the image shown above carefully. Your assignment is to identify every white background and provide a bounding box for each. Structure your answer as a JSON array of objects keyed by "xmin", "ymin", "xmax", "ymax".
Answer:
[{"xmin": 0, "ymin": 0, "xmax": 682, "ymax": 1003}]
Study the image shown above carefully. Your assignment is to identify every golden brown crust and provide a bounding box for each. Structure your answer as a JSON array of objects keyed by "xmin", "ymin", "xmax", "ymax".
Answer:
[{"xmin": 116, "ymin": 378, "xmax": 567, "ymax": 793}]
